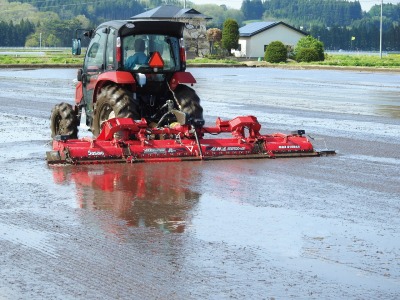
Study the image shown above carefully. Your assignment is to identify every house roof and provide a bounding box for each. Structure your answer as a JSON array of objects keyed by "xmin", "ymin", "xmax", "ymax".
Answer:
[
  {"xmin": 131, "ymin": 5, "xmax": 212, "ymax": 20},
  {"xmin": 239, "ymin": 21, "xmax": 307, "ymax": 37}
]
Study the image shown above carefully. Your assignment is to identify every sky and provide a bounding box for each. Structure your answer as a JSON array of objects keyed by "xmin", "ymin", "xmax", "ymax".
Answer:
[{"xmin": 189, "ymin": 0, "xmax": 400, "ymax": 12}]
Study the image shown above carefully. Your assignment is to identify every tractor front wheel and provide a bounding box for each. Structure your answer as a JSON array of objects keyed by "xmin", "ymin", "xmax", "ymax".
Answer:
[
  {"xmin": 92, "ymin": 84, "xmax": 139, "ymax": 136},
  {"xmin": 50, "ymin": 102, "xmax": 79, "ymax": 139}
]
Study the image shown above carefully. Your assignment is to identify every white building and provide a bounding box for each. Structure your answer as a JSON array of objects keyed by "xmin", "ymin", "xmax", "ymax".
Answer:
[{"xmin": 237, "ymin": 22, "xmax": 307, "ymax": 58}]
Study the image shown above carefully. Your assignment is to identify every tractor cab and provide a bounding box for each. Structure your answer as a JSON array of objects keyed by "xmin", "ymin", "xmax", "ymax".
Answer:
[
  {"xmin": 72, "ymin": 20, "xmax": 187, "ymax": 73},
  {"xmin": 120, "ymin": 33, "xmax": 185, "ymax": 97},
  {"xmin": 122, "ymin": 34, "xmax": 182, "ymax": 73}
]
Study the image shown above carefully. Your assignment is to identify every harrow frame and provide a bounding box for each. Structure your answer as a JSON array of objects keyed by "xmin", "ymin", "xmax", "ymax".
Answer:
[{"xmin": 47, "ymin": 116, "xmax": 334, "ymax": 165}]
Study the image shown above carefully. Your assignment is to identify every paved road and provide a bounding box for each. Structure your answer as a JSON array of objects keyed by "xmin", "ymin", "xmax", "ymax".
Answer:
[{"xmin": 0, "ymin": 67, "xmax": 399, "ymax": 299}]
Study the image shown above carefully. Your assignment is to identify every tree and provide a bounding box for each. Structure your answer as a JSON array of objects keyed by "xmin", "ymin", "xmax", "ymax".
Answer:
[
  {"xmin": 295, "ymin": 35, "xmax": 325, "ymax": 61},
  {"xmin": 193, "ymin": 4, "xmax": 244, "ymax": 30},
  {"xmin": 207, "ymin": 28, "xmax": 222, "ymax": 55},
  {"xmin": 46, "ymin": 33, "xmax": 61, "ymax": 47},
  {"xmin": 241, "ymin": 0, "xmax": 263, "ymax": 20},
  {"xmin": 25, "ymin": 33, "xmax": 39, "ymax": 47},
  {"xmin": 221, "ymin": 18, "xmax": 239, "ymax": 54}
]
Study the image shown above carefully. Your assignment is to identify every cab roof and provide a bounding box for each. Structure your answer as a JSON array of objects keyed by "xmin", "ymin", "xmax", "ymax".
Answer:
[{"xmin": 97, "ymin": 20, "xmax": 185, "ymax": 38}]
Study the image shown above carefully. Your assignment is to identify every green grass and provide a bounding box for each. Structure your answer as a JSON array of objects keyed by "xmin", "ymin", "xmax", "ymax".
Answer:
[
  {"xmin": 1, "ymin": 49, "xmax": 399, "ymax": 69},
  {"xmin": 296, "ymin": 54, "xmax": 400, "ymax": 68},
  {"xmin": 0, "ymin": 49, "xmax": 83, "ymax": 65},
  {"xmin": 187, "ymin": 54, "xmax": 400, "ymax": 69},
  {"xmin": 0, "ymin": 56, "xmax": 83, "ymax": 65},
  {"xmin": 187, "ymin": 57, "xmax": 241, "ymax": 65}
]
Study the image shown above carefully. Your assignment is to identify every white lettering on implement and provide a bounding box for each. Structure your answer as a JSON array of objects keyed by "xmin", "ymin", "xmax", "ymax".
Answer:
[
  {"xmin": 210, "ymin": 147, "xmax": 246, "ymax": 152},
  {"xmin": 88, "ymin": 150, "xmax": 105, "ymax": 156},
  {"xmin": 144, "ymin": 148, "xmax": 167, "ymax": 154},
  {"xmin": 278, "ymin": 145, "xmax": 301, "ymax": 149}
]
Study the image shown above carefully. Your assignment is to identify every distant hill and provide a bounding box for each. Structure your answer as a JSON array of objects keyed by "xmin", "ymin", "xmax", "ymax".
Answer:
[
  {"xmin": 2, "ymin": 0, "xmax": 400, "ymax": 51},
  {"xmin": 241, "ymin": 0, "xmax": 363, "ymax": 29},
  {"xmin": 6, "ymin": 0, "xmax": 146, "ymax": 23}
]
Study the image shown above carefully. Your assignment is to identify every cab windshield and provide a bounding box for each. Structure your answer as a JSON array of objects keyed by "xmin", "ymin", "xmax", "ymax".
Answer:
[{"xmin": 122, "ymin": 34, "xmax": 181, "ymax": 72}]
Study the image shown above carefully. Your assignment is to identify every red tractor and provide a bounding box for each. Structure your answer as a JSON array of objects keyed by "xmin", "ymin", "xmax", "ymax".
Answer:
[
  {"xmin": 51, "ymin": 20, "xmax": 204, "ymax": 139},
  {"xmin": 47, "ymin": 19, "xmax": 333, "ymax": 164}
]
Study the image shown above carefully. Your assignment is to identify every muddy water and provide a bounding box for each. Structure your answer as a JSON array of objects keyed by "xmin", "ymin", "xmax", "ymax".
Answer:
[{"xmin": 0, "ymin": 67, "xmax": 399, "ymax": 299}]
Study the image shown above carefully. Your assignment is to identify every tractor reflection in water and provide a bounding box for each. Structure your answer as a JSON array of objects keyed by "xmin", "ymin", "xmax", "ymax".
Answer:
[{"xmin": 51, "ymin": 163, "xmax": 200, "ymax": 233}]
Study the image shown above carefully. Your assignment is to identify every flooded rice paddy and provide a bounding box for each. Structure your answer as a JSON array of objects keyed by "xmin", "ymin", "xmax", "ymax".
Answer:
[{"xmin": 0, "ymin": 67, "xmax": 399, "ymax": 299}]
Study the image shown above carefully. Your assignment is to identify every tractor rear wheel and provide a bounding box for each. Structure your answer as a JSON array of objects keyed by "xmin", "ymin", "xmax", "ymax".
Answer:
[
  {"xmin": 50, "ymin": 102, "xmax": 79, "ymax": 139},
  {"xmin": 173, "ymin": 84, "xmax": 204, "ymax": 127},
  {"xmin": 92, "ymin": 84, "xmax": 139, "ymax": 136}
]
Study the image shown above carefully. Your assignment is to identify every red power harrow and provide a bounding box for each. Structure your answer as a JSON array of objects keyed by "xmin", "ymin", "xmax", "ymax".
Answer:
[{"xmin": 46, "ymin": 115, "xmax": 334, "ymax": 165}]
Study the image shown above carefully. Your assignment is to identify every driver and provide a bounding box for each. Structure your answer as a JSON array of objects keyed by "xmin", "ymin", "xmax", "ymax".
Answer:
[{"xmin": 125, "ymin": 38, "xmax": 148, "ymax": 69}]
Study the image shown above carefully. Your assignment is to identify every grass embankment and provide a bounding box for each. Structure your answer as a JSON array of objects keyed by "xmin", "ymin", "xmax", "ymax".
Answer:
[
  {"xmin": 188, "ymin": 57, "xmax": 242, "ymax": 65},
  {"xmin": 0, "ymin": 49, "xmax": 399, "ymax": 69},
  {"xmin": 302, "ymin": 53, "xmax": 400, "ymax": 68},
  {"xmin": 0, "ymin": 49, "xmax": 82, "ymax": 66},
  {"xmin": 188, "ymin": 54, "xmax": 400, "ymax": 69}
]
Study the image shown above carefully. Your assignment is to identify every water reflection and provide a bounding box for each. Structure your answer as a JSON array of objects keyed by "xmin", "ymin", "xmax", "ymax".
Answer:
[
  {"xmin": 51, "ymin": 163, "xmax": 201, "ymax": 233},
  {"xmin": 377, "ymin": 105, "xmax": 400, "ymax": 119}
]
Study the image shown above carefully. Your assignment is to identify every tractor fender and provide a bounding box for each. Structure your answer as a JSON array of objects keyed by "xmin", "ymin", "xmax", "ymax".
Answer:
[
  {"xmin": 169, "ymin": 72, "xmax": 196, "ymax": 90},
  {"xmin": 93, "ymin": 71, "xmax": 136, "ymax": 103}
]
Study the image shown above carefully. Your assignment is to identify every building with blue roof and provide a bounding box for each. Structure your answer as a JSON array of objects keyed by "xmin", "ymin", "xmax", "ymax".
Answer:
[{"xmin": 237, "ymin": 21, "xmax": 307, "ymax": 58}]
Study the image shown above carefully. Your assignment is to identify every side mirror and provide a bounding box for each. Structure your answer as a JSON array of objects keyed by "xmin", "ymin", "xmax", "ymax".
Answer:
[
  {"xmin": 77, "ymin": 68, "xmax": 83, "ymax": 82},
  {"xmin": 72, "ymin": 38, "xmax": 81, "ymax": 55},
  {"xmin": 84, "ymin": 29, "xmax": 94, "ymax": 39}
]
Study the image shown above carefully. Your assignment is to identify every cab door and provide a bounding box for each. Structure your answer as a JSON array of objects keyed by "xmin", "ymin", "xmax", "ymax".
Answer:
[{"xmin": 81, "ymin": 28, "xmax": 108, "ymax": 122}]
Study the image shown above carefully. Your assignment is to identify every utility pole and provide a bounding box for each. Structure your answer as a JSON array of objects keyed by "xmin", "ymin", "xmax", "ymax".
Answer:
[
  {"xmin": 380, "ymin": 0, "xmax": 383, "ymax": 58},
  {"xmin": 183, "ymin": 0, "xmax": 186, "ymax": 8}
]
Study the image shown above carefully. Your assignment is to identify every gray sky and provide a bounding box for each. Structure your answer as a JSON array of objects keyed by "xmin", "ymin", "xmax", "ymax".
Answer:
[{"xmin": 189, "ymin": 0, "xmax": 399, "ymax": 12}]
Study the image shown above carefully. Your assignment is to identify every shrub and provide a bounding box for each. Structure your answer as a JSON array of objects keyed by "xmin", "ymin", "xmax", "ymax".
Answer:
[
  {"xmin": 295, "ymin": 36, "xmax": 325, "ymax": 61},
  {"xmin": 264, "ymin": 41, "xmax": 287, "ymax": 63},
  {"xmin": 296, "ymin": 48, "xmax": 320, "ymax": 62}
]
